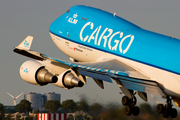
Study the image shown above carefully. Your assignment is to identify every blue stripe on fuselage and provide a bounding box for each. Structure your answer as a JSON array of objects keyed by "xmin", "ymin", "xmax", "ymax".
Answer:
[{"xmin": 49, "ymin": 5, "xmax": 180, "ymax": 76}]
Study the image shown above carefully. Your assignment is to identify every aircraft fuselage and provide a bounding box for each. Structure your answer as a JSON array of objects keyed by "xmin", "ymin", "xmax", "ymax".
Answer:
[{"xmin": 49, "ymin": 5, "xmax": 180, "ymax": 98}]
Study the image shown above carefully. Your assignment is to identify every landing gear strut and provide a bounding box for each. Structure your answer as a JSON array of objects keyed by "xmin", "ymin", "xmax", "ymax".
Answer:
[
  {"xmin": 122, "ymin": 92, "xmax": 140, "ymax": 116},
  {"xmin": 157, "ymin": 96, "xmax": 177, "ymax": 118}
]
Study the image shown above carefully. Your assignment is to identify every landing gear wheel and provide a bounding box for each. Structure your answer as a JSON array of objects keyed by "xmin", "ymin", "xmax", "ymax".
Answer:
[
  {"xmin": 170, "ymin": 108, "xmax": 177, "ymax": 118},
  {"xmin": 122, "ymin": 96, "xmax": 129, "ymax": 106},
  {"xmin": 132, "ymin": 106, "xmax": 140, "ymax": 116},
  {"xmin": 157, "ymin": 104, "xmax": 164, "ymax": 114},
  {"xmin": 125, "ymin": 106, "xmax": 131, "ymax": 116},
  {"xmin": 156, "ymin": 96, "xmax": 178, "ymax": 118},
  {"xmin": 122, "ymin": 93, "xmax": 139, "ymax": 116},
  {"xmin": 163, "ymin": 109, "xmax": 169, "ymax": 118}
]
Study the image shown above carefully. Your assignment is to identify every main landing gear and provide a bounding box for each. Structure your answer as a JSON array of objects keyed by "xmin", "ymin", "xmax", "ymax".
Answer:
[
  {"xmin": 157, "ymin": 96, "xmax": 177, "ymax": 118},
  {"xmin": 122, "ymin": 93, "xmax": 140, "ymax": 116}
]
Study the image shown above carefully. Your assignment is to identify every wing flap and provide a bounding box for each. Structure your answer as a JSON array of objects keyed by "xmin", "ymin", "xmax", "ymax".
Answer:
[
  {"xmin": 113, "ymin": 75, "xmax": 165, "ymax": 96},
  {"xmin": 78, "ymin": 69, "xmax": 112, "ymax": 83}
]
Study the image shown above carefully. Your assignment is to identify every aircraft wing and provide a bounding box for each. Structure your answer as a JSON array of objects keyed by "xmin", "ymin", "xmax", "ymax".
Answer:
[
  {"xmin": 14, "ymin": 36, "xmax": 165, "ymax": 96},
  {"xmin": 43, "ymin": 55, "xmax": 165, "ymax": 96}
]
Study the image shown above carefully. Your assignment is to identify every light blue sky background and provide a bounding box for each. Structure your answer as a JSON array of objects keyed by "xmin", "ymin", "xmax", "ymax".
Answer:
[{"xmin": 1, "ymin": 0, "xmax": 180, "ymax": 108}]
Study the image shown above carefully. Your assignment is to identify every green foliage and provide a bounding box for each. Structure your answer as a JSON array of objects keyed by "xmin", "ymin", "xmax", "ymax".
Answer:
[
  {"xmin": 61, "ymin": 99, "xmax": 76, "ymax": 113},
  {"xmin": 96, "ymin": 103, "xmax": 126, "ymax": 120},
  {"xmin": 16, "ymin": 99, "xmax": 32, "ymax": 114},
  {"xmin": 44, "ymin": 100, "xmax": 61, "ymax": 113},
  {"xmin": 16, "ymin": 115, "xmax": 21, "ymax": 120},
  {"xmin": 35, "ymin": 109, "xmax": 40, "ymax": 114},
  {"xmin": 0, "ymin": 103, "xmax": 4, "ymax": 120},
  {"xmin": 139, "ymin": 103, "xmax": 152, "ymax": 114},
  {"xmin": 89, "ymin": 103, "xmax": 103, "ymax": 118},
  {"xmin": 83, "ymin": 114, "xmax": 91, "ymax": 120},
  {"xmin": 76, "ymin": 97, "xmax": 89, "ymax": 112},
  {"xmin": 2, "ymin": 95, "xmax": 180, "ymax": 120},
  {"xmin": 4, "ymin": 108, "xmax": 16, "ymax": 113},
  {"xmin": 25, "ymin": 116, "xmax": 33, "ymax": 120},
  {"xmin": 0, "ymin": 103, "xmax": 3, "ymax": 111}
]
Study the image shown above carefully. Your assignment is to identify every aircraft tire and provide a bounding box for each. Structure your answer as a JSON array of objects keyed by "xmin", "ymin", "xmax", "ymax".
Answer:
[
  {"xmin": 122, "ymin": 96, "xmax": 129, "ymax": 106},
  {"xmin": 170, "ymin": 108, "xmax": 177, "ymax": 118},
  {"xmin": 163, "ymin": 109, "xmax": 170, "ymax": 118},
  {"xmin": 157, "ymin": 104, "xmax": 164, "ymax": 114},
  {"xmin": 124, "ymin": 106, "xmax": 132, "ymax": 116},
  {"xmin": 132, "ymin": 106, "xmax": 140, "ymax": 116}
]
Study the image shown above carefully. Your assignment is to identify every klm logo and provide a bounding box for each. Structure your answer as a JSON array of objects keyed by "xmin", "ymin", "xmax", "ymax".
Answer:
[
  {"xmin": 24, "ymin": 40, "xmax": 29, "ymax": 48},
  {"xmin": 24, "ymin": 68, "xmax": 28, "ymax": 73},
  {"xmin": 68, "ymin": 13, "xmax": 78, "ymax": 24}
]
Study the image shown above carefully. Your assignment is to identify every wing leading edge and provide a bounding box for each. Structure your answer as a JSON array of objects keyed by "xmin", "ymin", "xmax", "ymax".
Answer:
[
  {"xmin": 44, "ymin": 55, "xmax": 165, "ymax": 96},
  {"xmin": 14, "ymin": 36, "xmax": 165, "ymax": 96}
]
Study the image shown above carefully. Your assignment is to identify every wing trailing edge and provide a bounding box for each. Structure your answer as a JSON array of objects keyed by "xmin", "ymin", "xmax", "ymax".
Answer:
[{"xmin": 14, "ymin": 36, "xmax": 166, "ymax": 97}]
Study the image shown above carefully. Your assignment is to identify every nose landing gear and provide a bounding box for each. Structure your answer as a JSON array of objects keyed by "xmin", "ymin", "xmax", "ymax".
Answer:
[{"xmin": 157, "ymin": 96, "xmax": 177, "ymax": 118}]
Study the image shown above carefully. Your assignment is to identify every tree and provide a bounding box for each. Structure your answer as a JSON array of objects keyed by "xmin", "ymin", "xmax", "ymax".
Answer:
[
  {"xmin": 83, "ymin": 114, "xmax": 91, "ymax": 120},
  {"xmin": 61, "ymin": 100, "xmax": 76, "ymax": 113},
  {"xmin": 16, "ymin": 115, "xmax": 21, "ymax": 120},
  {"xmin": 89, "ymin": 103, "xmax": 103, "ymax": 118},
  {"xmin": 140, "ymin": 103, "xmax": 153, "ymax": 114},
  {"xmin": 76, "ymin": 97, "xmax": 89, "ymax": 113},
  {"xmin": 44, "ymin": 100, "xmax": 61, "ymax": 113},
  {"xmin": 4, "ymin": 108, "xmax": 16, "ymax": 113},
  {"xmin": 35, "ymin": 109, "xmax": 40, "ymax": 114},
  {"xmin": 16, "ymin": 99, "xmax": 32, "ymax": 115},
  {"xmin": 25, "ymin": 116, "xmax": 33, "ymax": 120},
  {"xmin": 0, "ymin": 103, "xmax": 4, "ymax": 120}
]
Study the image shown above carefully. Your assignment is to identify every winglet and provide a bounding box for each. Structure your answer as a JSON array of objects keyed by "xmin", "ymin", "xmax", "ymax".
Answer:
[{"xmin": 15, "ymin": 36, "xmax": 33, "ymax": 50}]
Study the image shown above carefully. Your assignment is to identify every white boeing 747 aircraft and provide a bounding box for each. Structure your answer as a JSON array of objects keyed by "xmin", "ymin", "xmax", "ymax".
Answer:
[{"xmin": 14, "ymin": 5, "xmax": 180, "ymax": 118}]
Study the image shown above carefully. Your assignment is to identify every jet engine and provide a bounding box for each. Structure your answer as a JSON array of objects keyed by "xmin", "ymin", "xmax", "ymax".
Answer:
[
  {"xmin": 19, "ymin": 60, "xmax": 58, "ymax": 86},
  {"xmin": 53, "ymin": 69, "xmax": 84, "ymax": 89}
]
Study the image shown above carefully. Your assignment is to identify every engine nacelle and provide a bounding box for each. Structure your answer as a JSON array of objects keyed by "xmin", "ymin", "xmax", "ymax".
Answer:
[
  {"xmin": 19, "ymin": 60, "xmax": 57, "ymax": 86},
  {"xmin": 53, "ymin": 69, "xmax": 84, "ymax": 89}
]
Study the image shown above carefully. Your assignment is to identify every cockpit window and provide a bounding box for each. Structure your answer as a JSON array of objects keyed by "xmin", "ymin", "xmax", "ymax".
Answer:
[{"xmin": 66, "ymin": 9, "xmax": 70, "ymax": 13}]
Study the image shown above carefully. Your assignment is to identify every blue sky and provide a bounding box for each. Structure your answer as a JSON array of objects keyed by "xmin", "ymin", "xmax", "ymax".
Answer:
[{"xmin": 1, "ymin": 0, "xmax": 180, "ymax": 108}]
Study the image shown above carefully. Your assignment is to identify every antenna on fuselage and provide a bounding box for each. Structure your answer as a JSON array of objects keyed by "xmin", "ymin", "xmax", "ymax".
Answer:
[{"xmin": 113, "ymin": 12, "xmax": 116, "ymax": 17}]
